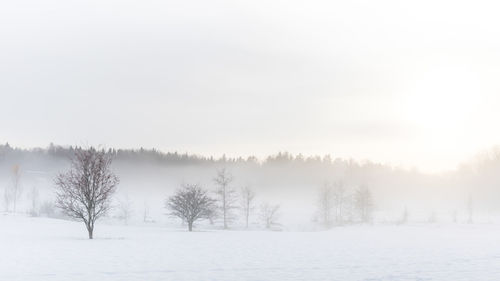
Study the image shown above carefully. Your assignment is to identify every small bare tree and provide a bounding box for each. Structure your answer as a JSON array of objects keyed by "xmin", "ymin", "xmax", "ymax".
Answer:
[
  {"xmin": 117, "ymin": 195, "xmax": 133, "ymax": 225},
  {"xmin": 398, "ymin": 206, "xmax": 409, "ymax": 225},
  {"xmin": 143, "ymin": 201, "xmax": 150, "ymax": 223},
  {"xmin": 3, "ymin": 187, "xmax": 11, "ymax": 212},
  {"xmin": 260, "ymin": 202, "xmax": 280, "ymax": 229},
  {"xmin": 240, "ymin": 186, "xmax": 255, "ymax": 228},
  {"xmin": 166, "ymin": 183, "xmax": 216, "ymax": 231},
  {"xmin": 40, "ymin": 200, "xmax": 56, "ymax": 218},
  {"xmin": 55, "ymin": 148, "xmax": 119, "ymax": 239},
  {"xmin": 354, "ymin": 185, "xmax": 374, "ymax": 223},
  {"xmin": 332, "ymin": 181, "xmax": 348, "ymax": 224},
  {"xmin": 317, "ymin": 182, "xmax": 334, "ymax": 227},
  {"xmin": 317, "ymin": 181, "xmax": 350, "ymax": 227},
  {"xmin": 4, "ymin": 165, "xmax": 22, "ymax": 213},
  {"xmin": 214, "ymin": 168, "xmax": 237, "ymax": 229},
  {"xmin": 12, "ymin": 165, "xmax": 22, "ymax": 213},
  {"xmin": 29, "ymin": 185, "xmax": 40, "ymax": 217},
  {"xmin": 206, "ymin": 205, "xmax": 218, "ymax": 225}
]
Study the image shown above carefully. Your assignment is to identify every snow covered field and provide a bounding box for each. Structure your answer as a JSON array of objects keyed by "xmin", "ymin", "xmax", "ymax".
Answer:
[{"xmin": 2, "ymin": 214, "xmax": 500, "ymax": 281}]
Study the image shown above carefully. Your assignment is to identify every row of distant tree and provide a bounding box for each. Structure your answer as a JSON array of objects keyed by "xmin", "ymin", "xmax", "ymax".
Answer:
[
  {"xmin": 0, "ymin": 142, "xmax": 391, "ymax": 168},
  {"xmin": 165, "ymin": 168, "xmax": 282, "ymax": 231},
  {"xmin": 165, "ymin": 171, "xmax": 376, "ymax": 232},
  {"xmin": 316, "ymin": 181, "xmax": 374, "ymax": 227}
]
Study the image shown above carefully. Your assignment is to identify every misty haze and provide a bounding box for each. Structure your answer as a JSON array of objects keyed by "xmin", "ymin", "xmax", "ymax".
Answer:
[{"xmin": 2, "ymin": 0, "xmax": 500, "ymax": 280}]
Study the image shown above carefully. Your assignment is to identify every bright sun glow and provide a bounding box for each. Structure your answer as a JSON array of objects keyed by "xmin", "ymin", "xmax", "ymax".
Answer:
[
  {"xmin": 405, "ymin": 66, "xmax": 482, "ymax": 133},
  {"xmin": 399, "ymin": 66, "xmax": 486, "ymax": 172}
]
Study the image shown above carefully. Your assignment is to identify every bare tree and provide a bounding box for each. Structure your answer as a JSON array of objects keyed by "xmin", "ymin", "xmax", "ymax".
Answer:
[
  {"xmin": 166, "ymin": 183, "xmax": 216, "ymax": 231},
  {"xmin": 3, "ymin": 187, "xmax": 11, "ymax": 212},
  {"xmin": 29, "ymin": 185, "xmax": 40, "ymax": 217},
  {"xmin": 117, "ymin": 195, "xmax": 133, "ymax": 225},
  {"xmin": 11, "ymin": 165, "xmax": 22, "ymax": 213},
  {"xmin": 398, "ymin": 206, "xmax": 409, "ymax": 225},
  {"xmin": 332, "ymin": 181, "xmax": 348, "ymax": 224},
  {"xmin": 354, "ymin": 185, "xmax": 374, "ymax": 223},
  {"xmin": 317, "ymin": 182, "xmax": 334, "ymax": 227},
  {"xmin": 39, "ymin": 200, "xmax": 56, "ymax": 218},
  {"xmin": 260, "ymin": 202, "xmax": 280, "ymax": 229},
  {"xmin": 55, "ymin": 148, "xmax": 119, "ymax": 239},
  {"xmin": 206, "ymin": 205, "xmax": 218, "ymax": 225},
  {"xmin": 317, "ymin": 181, "xmax": 350, "ymax": 227},
  {"xmin": 143, "ymin": 201, "xmax": 150, "ymax": 223},
  {"xmin": 4, "ymin": 165, "xmax": 22, "ymax": 213},
  {"xmin": 213, "ymin": 168, "xmax": 237, "ymax": 229},
  {"xmin": 240, "ymin": 186, "xmax": 255, "ymax": 228}
]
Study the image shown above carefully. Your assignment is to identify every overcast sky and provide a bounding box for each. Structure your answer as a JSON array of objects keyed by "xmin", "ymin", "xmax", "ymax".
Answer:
[{"xmin": 1, "ymin": 0, "xmax": 500, "ymax": 172}]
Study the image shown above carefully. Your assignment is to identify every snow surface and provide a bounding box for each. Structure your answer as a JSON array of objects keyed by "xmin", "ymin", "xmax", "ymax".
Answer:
[{"xmin": 1, "ymin": 214, "xmax": 500, "ymax": 281}]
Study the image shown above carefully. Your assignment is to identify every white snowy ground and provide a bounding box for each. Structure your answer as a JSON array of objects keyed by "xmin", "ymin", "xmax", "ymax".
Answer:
[{"xmin": 1, "ymin": 214, "xmax": 500, "ymax": 281}]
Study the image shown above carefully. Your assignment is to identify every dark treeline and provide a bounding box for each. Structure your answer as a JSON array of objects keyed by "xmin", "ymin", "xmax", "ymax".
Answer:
[{"xmin": 0, "ymin": 142, "xmax": 396, "ymax": 171}]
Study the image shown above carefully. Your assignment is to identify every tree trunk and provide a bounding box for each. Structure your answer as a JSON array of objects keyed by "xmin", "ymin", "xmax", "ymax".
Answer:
[
  {"xmin": 339, "ymin": 202, "xmax": 343, "ymax": 225},
  {"xmin": 188, "ymin": 221, "xmax": 193, "ymax": 232},
  {"xmin": 86, "ymin": 223, "xmax": 94, "ymax": 239},
  {"xmin": 246, "ymin": 212, "xmax": 249, "ymax": 228},
  {"xmin": 223, "ymin": 192, "xmax": 227, "ymax": 229}
]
